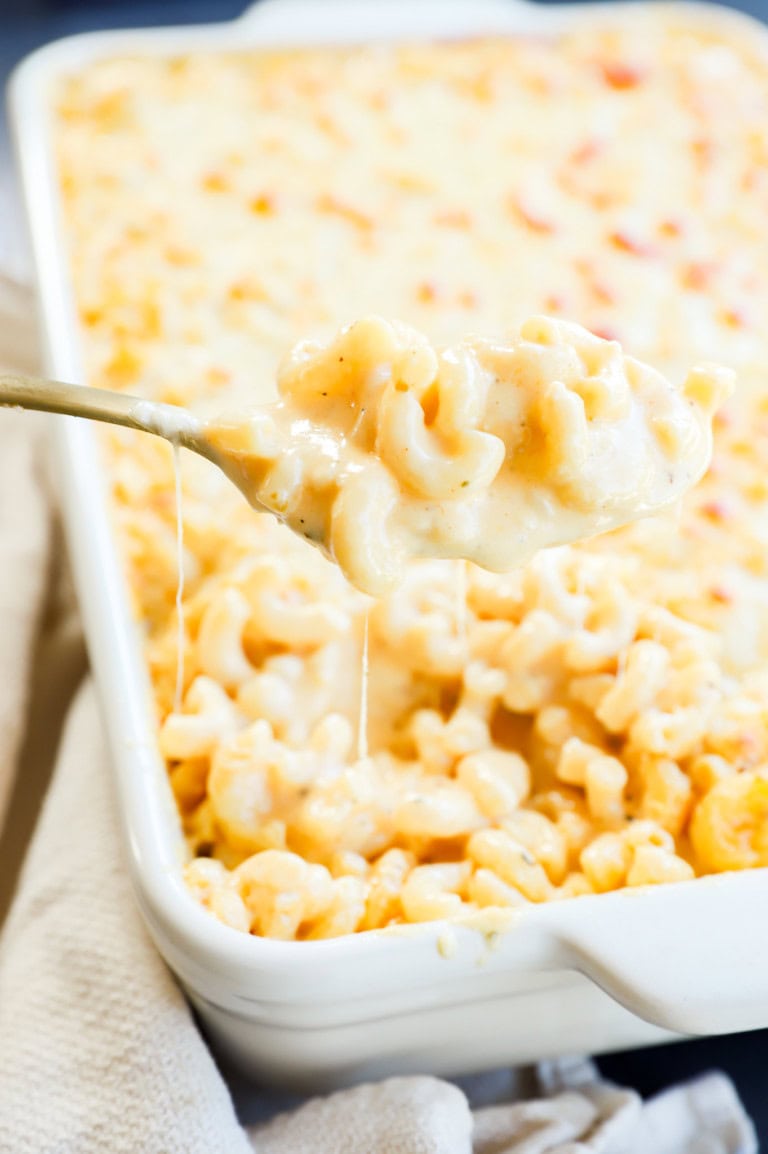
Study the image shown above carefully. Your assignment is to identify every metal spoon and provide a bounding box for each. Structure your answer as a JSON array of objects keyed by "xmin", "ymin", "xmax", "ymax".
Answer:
[{"xmin": 0, "ymin": 370, "xmax": 255, "ymax": 503}]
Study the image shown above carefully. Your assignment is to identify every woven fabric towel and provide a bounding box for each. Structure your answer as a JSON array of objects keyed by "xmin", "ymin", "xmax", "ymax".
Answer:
[{"xmin": 0, "ymin": 276, "xmax": 758, "ymax": 1154}]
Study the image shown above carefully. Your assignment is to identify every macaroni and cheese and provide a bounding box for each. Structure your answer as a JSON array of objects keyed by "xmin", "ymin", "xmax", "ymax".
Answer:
[
  {"xmin": 204, "ymin": 313, "xmax": 731, "ymax": 594},
  {"xmin": 56, "ymin": 11, "xmax": 768, "ymax": 940}
]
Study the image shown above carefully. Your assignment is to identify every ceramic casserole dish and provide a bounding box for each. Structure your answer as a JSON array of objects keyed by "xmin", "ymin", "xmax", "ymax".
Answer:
[{"xmin": 9, "ymin": 0, "xmax": 768, "ymax": 1088}]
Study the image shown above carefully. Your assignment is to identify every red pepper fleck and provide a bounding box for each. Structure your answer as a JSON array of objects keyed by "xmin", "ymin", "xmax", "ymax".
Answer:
[
  {"xmin": 590, "ymin": 326, "xmax": 619, "ymax": 342},
  {"xmin": 544, "ymin": 294, "xmax": 565, "ymax": 313},
  {"xmin": 601, "ymin": 61, "xmax": 646, "ymax": 89},
  {"xmin": 417, "ymin": 282, "xmax": 437, "ymax": 304},
  {"xmin": 591, "ymin": 281, "xmax": 616, "ymax": 306},
  {"xmin": 573, "ymin": 258, "xmax": 616, "ymax": 305},
  {"xmin": 700, "ymin": 500, "xmax": 730, "ymax": 522},
  {"xmin": 570, "ymin": 138, "xmax": 602, "ymax": 165},
  {"xmin": 681, "ymin": 262, "xmax": 716, "ymax": 291},
  {"xmin": 710, "ymin": 586, "xmax": 733, "ymax": 604},
  {"xmin": 658, "ymin": 219, "xmax": 683, "ymax": 238},
  {"xmin": 511, "ymin": 197, "xmax": 556, "ymax": 235},
  {"xmin": 609, "ymin": 230, "xmax": 655, "ymax": 257}
]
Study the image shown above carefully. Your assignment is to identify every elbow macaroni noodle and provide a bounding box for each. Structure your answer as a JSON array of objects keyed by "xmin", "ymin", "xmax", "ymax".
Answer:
[
  {"xmin": 57, "ymin": 12, "xmax": 768, "ymax": 939},
  {"xmin": 203, "ymin": 313, "xmax": 730, "ymax": 595}
]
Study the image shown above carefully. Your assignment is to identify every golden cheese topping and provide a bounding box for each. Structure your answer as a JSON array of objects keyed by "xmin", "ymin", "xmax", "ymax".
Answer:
[
  {"xmin": 205, "ymin": 314, "xmax": 731, "ymax": 594},
  {"xmin": 55, "ymin": 9, "xmax": 768, "ymax": 940}
]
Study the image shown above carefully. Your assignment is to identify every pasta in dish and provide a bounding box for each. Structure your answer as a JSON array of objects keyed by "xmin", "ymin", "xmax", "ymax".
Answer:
[{"xmin": 56, "ymin": 9, "xmax": 768, "ymax": 939}]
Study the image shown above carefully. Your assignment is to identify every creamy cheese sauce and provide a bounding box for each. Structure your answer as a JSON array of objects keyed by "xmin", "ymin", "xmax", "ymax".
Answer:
[{"xmin": 203, "ymin": 314, "xmax": 731, "ymax": 594}]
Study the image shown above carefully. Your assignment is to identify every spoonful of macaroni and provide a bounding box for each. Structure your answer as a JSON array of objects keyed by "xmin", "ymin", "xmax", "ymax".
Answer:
[{"xmin": 0, "ymin": 314, "xmax": 732, "ymax": 595}]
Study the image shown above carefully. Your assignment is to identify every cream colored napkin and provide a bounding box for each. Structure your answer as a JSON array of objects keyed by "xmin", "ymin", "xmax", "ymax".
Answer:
[
  {"xmin": 0, "ymin": 277, "xmax": 49, "ymax": 829},
  {"xmin": 0, "ymin": 276, "xmax": 758, "ymax": 1154}
]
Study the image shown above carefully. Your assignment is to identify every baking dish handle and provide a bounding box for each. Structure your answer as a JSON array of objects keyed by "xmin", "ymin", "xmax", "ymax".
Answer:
[
  {"xmin": 239, "ymin": 0, "xmax": 371, "ymax": 17},
  {"xmin": 555, "ymin": 870, "xmax": 768, "ymax": 1036},
  {"xmin": 237, "ymin": 0, "xmax": 540, "ymax": 29}
]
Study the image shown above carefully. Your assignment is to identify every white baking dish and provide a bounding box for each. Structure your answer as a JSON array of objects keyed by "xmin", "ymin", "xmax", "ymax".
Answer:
[{"xmin": 9, "ymin": 0, "xmax": 768, "ymax": 1088}]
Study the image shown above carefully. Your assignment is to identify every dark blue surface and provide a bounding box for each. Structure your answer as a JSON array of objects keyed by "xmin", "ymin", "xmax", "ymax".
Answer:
[
  {"xmin": 0, "ymin": 0, "xmax": 243, "ymax": 88},
  {"xmin": 0, "ymin": 0, "xmax": 766, "ymax": 1139}
]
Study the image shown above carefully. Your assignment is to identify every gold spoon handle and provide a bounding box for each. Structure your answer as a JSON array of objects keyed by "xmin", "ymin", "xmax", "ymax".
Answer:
[{"xmin": 0, "ymin": 372, "xmax": 202, "ymax": 446}]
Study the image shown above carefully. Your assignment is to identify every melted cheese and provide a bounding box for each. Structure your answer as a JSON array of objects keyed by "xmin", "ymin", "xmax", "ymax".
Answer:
[{"xmin": 204, "ymin": 314, "xmax": 731, "ymax": 594}]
